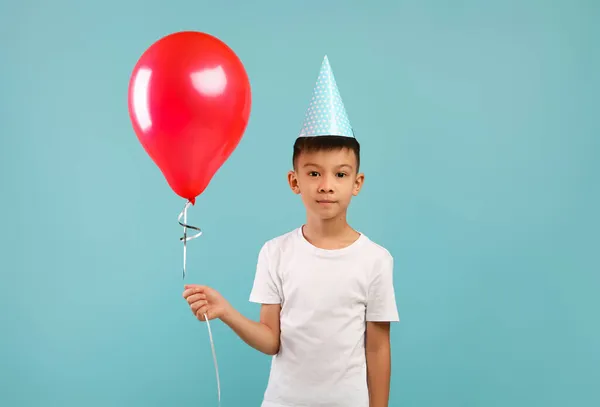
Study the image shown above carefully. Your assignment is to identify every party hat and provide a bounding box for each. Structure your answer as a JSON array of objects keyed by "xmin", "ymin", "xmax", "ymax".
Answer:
[{"xmin": 298, "ymin": 55, "xmax": 355, "ymax": 138}]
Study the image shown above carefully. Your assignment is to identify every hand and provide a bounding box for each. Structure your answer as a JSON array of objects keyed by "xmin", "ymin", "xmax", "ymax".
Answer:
[{"xmin": 182, "ymin": 284, "xmax": 232, "ymax": 322}]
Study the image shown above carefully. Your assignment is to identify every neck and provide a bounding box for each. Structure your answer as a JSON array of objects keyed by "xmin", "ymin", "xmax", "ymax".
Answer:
[{"xmin": 304, "ymin": 211, "xmax": 351, "ymax": 238}]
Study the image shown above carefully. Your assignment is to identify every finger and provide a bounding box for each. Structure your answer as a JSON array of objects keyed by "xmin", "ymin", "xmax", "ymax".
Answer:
[
  {"xmin": 186, "ymin": 293, "xmax": 206, "ymax": 304},
  {"xmin": 191, "ymin": 300, "xmax": 206, "ymax": 313},
  {"xmin": 183, "ymin": 288, "xmax": 199, "ymax": 298},
  {"xmin": 182, "ymin": 286, "xmax": 205, "ymax": 298},
  {"xmin": 196, "ymin": 305, "xmax": 209, "ymax": 321},
  {"xmin": 184, "ymin": 284, "xmax": 207, "ymax": 290},
  {"xmin": 191, "ymin": 300, "xmax": 208, "ymax": 313}
]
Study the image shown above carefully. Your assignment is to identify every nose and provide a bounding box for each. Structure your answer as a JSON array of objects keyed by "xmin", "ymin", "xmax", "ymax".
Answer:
[{"xmin": 318, "ymin": 174, "xmax": 334, "ymax": 193}]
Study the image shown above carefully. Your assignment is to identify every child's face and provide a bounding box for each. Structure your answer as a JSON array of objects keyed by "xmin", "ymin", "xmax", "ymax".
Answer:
[{"xmin": 288, "ymin": 148, "xmax": 364, "ymax": 220}]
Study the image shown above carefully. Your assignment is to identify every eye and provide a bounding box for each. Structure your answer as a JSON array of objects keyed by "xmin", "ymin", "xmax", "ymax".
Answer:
[
  {"xmin": 308, "ymin": 171, "xmax": 320, "ymax": 177},
  {"xmin": 336, "ymin": 172, "xmax": 347, "ymax": 178}
]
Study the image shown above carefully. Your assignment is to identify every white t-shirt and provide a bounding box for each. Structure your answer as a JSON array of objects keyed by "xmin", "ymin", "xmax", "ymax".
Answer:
[{"xmin": 249, "ymin": 227, "xmax": 400, "ymax": 407}]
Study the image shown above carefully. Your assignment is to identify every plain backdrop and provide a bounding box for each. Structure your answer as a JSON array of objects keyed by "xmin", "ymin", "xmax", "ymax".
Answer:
[{"xmin": 1, "ymin": 0, "xmax": 598, "ymax": 406}]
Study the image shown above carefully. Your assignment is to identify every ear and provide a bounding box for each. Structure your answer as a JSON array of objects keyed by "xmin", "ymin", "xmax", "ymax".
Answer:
[
  {"xmin": 352, "ymin": 172, "xmax": 365, "ymax": 196},
  {"xmin": 288, "ymin": 170, "xmax": 301, "ymax": 194}
]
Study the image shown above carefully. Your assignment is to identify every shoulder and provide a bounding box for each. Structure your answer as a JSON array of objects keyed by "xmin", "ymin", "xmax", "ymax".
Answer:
[
  {"xmin": 356, "ymin": 236, "xmax": 397, "ymax": 293},
  {"xmin": 356, "ymin": 235, "xmax": 395, "ymax": 282},
  {"xmin": 359, "ymin": 234, "xmax": 394, "ymax": 263},
  {"xmin": 258, "ymin": 227, "xmax": 301, "ymax": 257}
]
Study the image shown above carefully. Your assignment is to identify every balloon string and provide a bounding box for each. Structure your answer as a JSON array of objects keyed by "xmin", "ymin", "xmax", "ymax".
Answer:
[
  {"xmin": 178, "ymin": 201, "xmax": 202, "ymax": 279},
  {"xmin": 178, "ymin": 202, "xmax": 221, "ymax": 407}
]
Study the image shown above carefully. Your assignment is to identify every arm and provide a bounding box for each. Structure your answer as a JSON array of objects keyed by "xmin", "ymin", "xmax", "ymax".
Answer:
[
  {"xmin": 222, "ymin": 303, "xmax": 281, "ymax": 355},
  {"xmin": 365, "ymin": 252, "xmax": 399, "ymax": 406},
  {"xmin": 366, "ymin": 321, "xmax": 392, "ymax": 407},
  {"xmin": 183, "ymin": 284, "xmax": 281, "ymax": 356},
  {"xmin": 217, "ymin": 242, "xmax": 282, "ymax": 355}
]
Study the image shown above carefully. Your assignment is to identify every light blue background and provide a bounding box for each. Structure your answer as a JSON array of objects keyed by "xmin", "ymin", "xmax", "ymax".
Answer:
[{"xmin": 1, "ymin": 0, "xmax": 598, "ymax": 406}]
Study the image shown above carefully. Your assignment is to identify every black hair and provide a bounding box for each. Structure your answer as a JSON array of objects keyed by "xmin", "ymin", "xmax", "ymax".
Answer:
[{"xmin": 293, "ymin": 135, "xmax": 361, "ymax": 171}]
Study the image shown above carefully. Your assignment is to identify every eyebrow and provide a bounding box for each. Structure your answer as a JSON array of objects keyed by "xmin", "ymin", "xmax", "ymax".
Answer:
[{"xmin": 303, "ymin": 163, "xmax": 354, "ymax": 170}]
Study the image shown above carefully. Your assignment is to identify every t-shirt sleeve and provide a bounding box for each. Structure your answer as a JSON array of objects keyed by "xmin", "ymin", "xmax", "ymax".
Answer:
[
  {"xmin": 249, "ymin": 243, "xmax": 282, "ymax": 304},
  {"xmin": 366, "ymin": 252, "xmax": 400, "ymax": 322}
]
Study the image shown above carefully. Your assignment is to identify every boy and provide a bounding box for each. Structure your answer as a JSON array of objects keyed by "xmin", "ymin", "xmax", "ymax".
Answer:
[{"xmin": 183, "ymin": 56, "xmax": 399, "ymax": 407}]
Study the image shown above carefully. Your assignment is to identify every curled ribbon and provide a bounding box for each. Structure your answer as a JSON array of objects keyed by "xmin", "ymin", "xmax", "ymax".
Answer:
[{"xmin": 178, "ymin": 201, "xmax": 221, "ymax": 406}]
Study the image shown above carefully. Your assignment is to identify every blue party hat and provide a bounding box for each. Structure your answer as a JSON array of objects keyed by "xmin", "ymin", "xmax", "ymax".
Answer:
[{"xmin": 298, "ymin": 55, "xmax": 355, "ymax": 138}]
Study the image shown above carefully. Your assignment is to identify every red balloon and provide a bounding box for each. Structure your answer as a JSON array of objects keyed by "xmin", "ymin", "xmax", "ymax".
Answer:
[{"xmin": 128, "ymin": 31, "xmax": 251, "ymax": 204}]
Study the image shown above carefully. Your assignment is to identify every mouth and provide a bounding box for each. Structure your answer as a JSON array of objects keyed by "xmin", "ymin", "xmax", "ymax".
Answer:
[{"xmin": 316, "ymin": 200, "xmax": 337, "ymax": 205}]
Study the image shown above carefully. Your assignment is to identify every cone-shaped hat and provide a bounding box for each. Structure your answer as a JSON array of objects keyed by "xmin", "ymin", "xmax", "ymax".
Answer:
[{"xmin": 298, "ymin": 55, "xmax": 354, "ymax": 138}]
